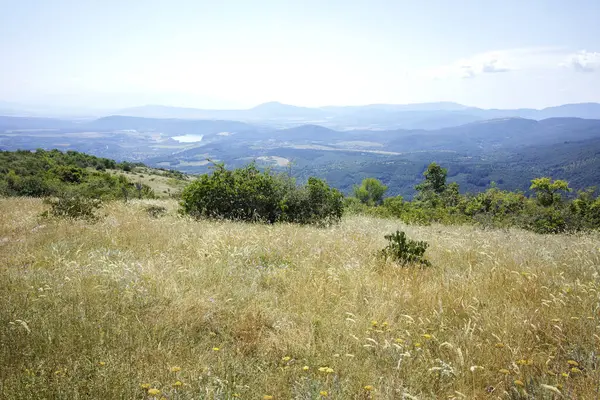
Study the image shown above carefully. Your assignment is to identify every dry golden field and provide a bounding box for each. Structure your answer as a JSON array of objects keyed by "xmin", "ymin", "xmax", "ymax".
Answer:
[{"xmin": 1, "ymin": 197, "xmax": 599, "ymax": 399}]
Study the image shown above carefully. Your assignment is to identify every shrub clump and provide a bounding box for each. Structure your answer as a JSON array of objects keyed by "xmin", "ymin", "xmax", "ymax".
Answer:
[
  {"xmin": 180, "ymin": 163, "xmax": 343, "ymax": 225},
  {"xmin": 43, "ymin": 194, "xmax": 102, "ymax": 221},
  {"xmin": 145, "ymin": 205, "xmax": 168, "ymax": 218},
  {"xmin": 379, "ymin": 230, "xmax": 431, "ymax": 267}
]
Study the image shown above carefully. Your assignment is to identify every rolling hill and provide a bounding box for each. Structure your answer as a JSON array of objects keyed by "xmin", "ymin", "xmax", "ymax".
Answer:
[{"xmin": 2, "ymin": 107, "xmax": 600, "ymax": 198}]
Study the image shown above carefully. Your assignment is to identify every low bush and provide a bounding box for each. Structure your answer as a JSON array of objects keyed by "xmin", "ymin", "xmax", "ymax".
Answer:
[
  {"xmin": 145, "ymin": 205, "xmax": 168, "ymax": 218},
  {"xmin": 379, "ymin": 230, "xmax": 431, "ymax": 267},
  {"xmin": 180, "ymin": 163, "xmax": 343, "ymax": 225},
  {"xmin": 43, "ymin": 194, "xmax": 102, "ymax": 221}
]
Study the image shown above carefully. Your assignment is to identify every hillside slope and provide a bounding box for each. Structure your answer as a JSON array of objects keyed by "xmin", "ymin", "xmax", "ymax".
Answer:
[{"xmin": 1, "ymin": 198, "xmax": 598, "ymax": 398}]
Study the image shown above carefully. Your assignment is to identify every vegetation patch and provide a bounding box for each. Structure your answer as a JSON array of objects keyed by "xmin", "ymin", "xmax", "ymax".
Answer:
[
  {"xmin": 42, "ymin": 194, "xmax": 102, "ymax": 221},
  {"xmin": 379, "ymin": 230, "xmax": 431, "ymax": 267},
  {"xmin": 180, "ymin": 162, "xmax": 344, "ymax": 225}
]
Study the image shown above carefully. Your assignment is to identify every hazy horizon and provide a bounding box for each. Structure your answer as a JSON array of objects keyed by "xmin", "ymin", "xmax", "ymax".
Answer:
[{"xmin": 2, "ymin": 0, "xmax": 599, "ymax": 110}]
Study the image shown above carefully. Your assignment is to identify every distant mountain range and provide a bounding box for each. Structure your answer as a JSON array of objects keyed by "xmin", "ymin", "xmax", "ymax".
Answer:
[
  {"xmin": 3, "ymin": 100, "xmax": 600, "ymax": 130},
  {"xmin": 113, "ymin": 101, "xmax": 600, "ymax": 130},
  {"xmin": 2, "ymin": 109, "xmax": 600, "ymax": 198}
]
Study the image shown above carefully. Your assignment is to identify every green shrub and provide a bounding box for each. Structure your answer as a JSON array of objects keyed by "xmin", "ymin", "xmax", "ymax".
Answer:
[
  {"xmin": 382, "ymin": 195, "xmax": 405, "ymax": 217},
  {"xmin": 180, "ymin": 163, "xmax": 285, "ymax": 222},
  {"xmin": 180, "ymin": 163, "xmax": 343, "ymax": 225},
  {"xmin": 522, "ymin": 205, "xmax": 567, "ymax": 234},
  {"xmin": 353, "ymin": 177, "xmax": 388, "ymax": 205},
  {"xmin": 343, "ymin": 197, "xmax": 367, "ymax": 215},
  {"xmin": 379, "ymin": 230, "xmax": 431, "ymax": 267},
  {"xmin": 0, "ymin": 150, "xmax": 155, "ymax": 200},
  {"xmin": 43, "ymin": 194, "xmax": 102, "ymax": 221},
  {"xmin": 50, "ymin": 165, "xmax": 86, "ymax": 183},
  {"xmin": 280, "ymin": 177, "xmax": 344, "ymax": 225}
]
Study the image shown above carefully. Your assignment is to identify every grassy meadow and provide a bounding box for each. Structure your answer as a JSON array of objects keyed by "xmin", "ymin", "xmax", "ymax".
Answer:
[{"xmin": 1, "ymin": 197, "xmax": 599, "ymax": 399}]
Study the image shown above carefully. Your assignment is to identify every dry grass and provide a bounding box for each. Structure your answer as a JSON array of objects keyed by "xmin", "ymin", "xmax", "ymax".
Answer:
[
  {"xmin": 1, "ymin": 197, "xmax": 599, "ymax": 399},
  {"xmin": 106, "ymin": 167, "xmax": 190, "ymax": 198}
]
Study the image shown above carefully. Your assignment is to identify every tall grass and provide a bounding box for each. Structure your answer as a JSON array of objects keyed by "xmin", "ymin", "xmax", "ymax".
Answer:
[{"xmin": 1, "ymin": 197, "xmax": 599, "ymax": 399}]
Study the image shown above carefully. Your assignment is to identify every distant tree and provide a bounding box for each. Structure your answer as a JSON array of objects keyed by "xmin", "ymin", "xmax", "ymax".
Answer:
[
  {"xmin": 530, "ymin": 177, "xmax": 571, "ymax": 207},
  {"xmin": 416, "ymin": 163, "xmax": 447, "ymax": 195},
  {"xmin": 415, "ymin": 163, "xmax": 448, "ymax": 205},
  {"xmin": 353, "ymin": 177, "xmax": 388, "ymax": 205},
  {"xmin": 442, "ymin": 182, "xmax": 461, "ymax": 207}
]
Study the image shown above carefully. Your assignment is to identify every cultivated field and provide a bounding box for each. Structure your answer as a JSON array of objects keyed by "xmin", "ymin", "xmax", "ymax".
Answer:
[{"xmin": 1, "ymin": 198, "xmax": 599, "ymax": 399}]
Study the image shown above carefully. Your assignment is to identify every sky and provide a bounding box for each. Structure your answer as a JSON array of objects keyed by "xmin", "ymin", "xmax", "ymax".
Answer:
[{"xmin": 1, "ymin": 0, "xmax": 600, "ymax": 111}]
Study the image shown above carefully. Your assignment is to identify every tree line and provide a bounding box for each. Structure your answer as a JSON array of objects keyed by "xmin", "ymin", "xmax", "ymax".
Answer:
[
  {"xmin": 1, "ymin": 150, "xmax": 599, "ymax": 232},
  {"xmin": 347, "ymin": 162, "xmax": 600, "ymax": 233}
]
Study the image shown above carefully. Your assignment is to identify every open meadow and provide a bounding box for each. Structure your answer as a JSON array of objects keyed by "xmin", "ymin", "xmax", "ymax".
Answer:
[{"xmin": 1, "ymin": 197, "xmax": 599, "ymax": 399}]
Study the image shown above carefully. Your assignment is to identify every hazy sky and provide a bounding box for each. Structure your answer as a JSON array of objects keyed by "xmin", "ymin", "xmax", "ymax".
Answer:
[{"xmin": 1, "ymin": 0, "xmax": 600, "ymax": 110}]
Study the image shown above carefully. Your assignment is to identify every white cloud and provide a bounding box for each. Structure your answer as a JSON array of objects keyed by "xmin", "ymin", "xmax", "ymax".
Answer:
[
  {"xmin": 563, "ymin": 50, "xmax": 600, "ymax": 72},
  {"xmin": 425, "ymin": 51, "xmax": 513, "ymax": 80},
  {"xmin": 481, "ymin": 59, "xmax": 511, "ymax": 73},
  {"xmin": 423, "ymin": 47, "xmax": 566, "ymax": 80}
]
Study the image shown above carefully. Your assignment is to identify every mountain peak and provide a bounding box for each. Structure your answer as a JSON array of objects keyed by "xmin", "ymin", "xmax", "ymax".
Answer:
[{"xmin": 251, "ymin": 101, "xmax": 305, "ymax": 110}]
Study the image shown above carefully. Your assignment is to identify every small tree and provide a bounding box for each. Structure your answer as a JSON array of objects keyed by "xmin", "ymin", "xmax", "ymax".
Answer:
[
  {"xmin": 530, "ymin": 177, "xmax": 571, "ymax": 207},
  {"xmin": 442, "ymin": 181, "xmax": 461, "ymax": 207},
  {"xmin": 415, "ymin": 163, "xmax": 448, "ymax": 205},
  {"xmin": 379, "ymin": 230, "xmax": 431, "ymax": 267},
  {"xmin": 416, "ymin": 163, "xmax": 447, "ymax": 195},
  {"xmin": 353, "ymin": 178, "xmax": 388, "ymax": 205}
]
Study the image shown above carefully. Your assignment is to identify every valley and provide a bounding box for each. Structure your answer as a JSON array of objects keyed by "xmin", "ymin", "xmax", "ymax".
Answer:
[{"xmin": 2, "ymin": 104, "xmax": 600, "ymax": 198}]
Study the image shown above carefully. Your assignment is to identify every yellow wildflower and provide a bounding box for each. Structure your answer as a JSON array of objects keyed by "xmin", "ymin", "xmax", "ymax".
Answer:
[
  {"xmin": 514, "ymin": 380, "xmax": 525, "ymax": 387},
  {"xmin": 263, "ymin": 396, "xmax": 273, "ymax": 400},
  {"xmin": 561, "ymin": 372, "xmax": 569, "ymax": 378},
  {"xmin": 302, "ymin": 366, "xmax": 309, "ymax": 371},
  {"xmin": 148, "ymin": 388, "xmax": 161, "ymax": 396},
  {"xmin": 98, "ymin": 361, "xmax": 106, "ymax": 366},
  {"xmin": 364, "ymin": 385, "xmax": 374, "ymax": 391},
  {"xmin": 567, "ymin": 360, "xmax": 579, "ymax": 367},
  {"xmin": 282, "ymin": 356, "xmax": 291, "ymax": 362},
  {"xmin": 414, "ymin": 343, "xmax": 421, "ymax": 348},
  {"xmin": 140, "ymin": 383, "xmax": 150, "ymax": 389},
  {"xmin": 232, "ymin": 394, "xmax": 240, "ymax": 398},
  {"xmin": 320, "ymin": 390, "xmax": 328, "ymax": 397},
  {"xmin": 495, "ymin": 343, "xmax": 505, "ymax": 348},
  {"xmin": 394, "ymin": 338, "xmax": 404, "ymax": 344},
  {"xmin": 370, "ymin": 320, "xmax": 378, "ymax": 327},
  {"xmin": 170, "ymin": 366, "xmax": 181, "ymax": 372},
  {"xmin": 422, "ymin": 334, "xmax": 432, "ymax": 340},
  {"xmin": 173, "ymin": 381, "xmax": 182, "ymax": 387},
  {"xmin": 571, "ymin": 367, "xmax": 582, "ymax": 374},
  {"xmin": 213, "ymin": 347, "xmax": 220, "ymax": 351}
]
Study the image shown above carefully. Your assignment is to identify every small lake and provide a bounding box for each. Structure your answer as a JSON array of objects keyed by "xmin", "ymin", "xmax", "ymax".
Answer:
[{"xmin": 172, "ymin": 134, "xmax": 204, "ymax": 143}]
